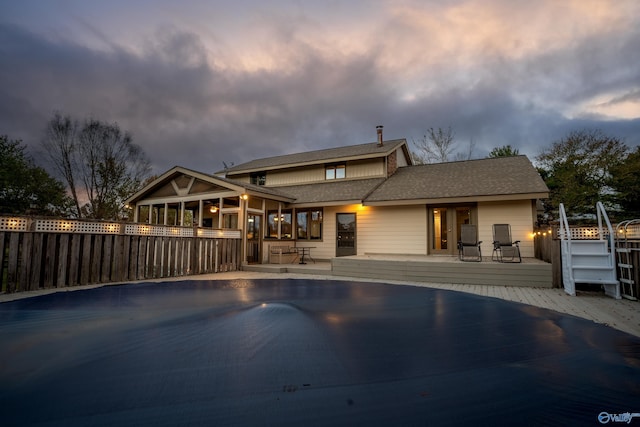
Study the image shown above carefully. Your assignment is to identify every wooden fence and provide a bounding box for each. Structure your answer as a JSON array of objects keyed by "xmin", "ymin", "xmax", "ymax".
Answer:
[{"xmin": 0, "ymin": 217, "xmax": 242, "ymax": 294}]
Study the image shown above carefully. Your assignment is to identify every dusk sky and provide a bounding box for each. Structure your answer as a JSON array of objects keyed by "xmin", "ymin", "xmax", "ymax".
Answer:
[{"xmin": 1, "ymin": 0, "xmax": 639, "ymax": 175}]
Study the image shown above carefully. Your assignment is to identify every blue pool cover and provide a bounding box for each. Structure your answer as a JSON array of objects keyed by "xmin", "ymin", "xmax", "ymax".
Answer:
[{"xmin": 0, "ymin": 279, "xmax": 639, "ymax": 426}]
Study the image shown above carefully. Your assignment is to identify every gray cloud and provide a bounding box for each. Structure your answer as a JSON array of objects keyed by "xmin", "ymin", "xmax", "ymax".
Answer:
[{"xmin": 1, "ymin": 3, "xmax": 639, "ymax": 182}]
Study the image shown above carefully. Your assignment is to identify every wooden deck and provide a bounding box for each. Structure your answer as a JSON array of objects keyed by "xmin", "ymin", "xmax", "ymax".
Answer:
[{"xmin": 244, "ymin": 254, "xmax": 553, "ymax": 288}]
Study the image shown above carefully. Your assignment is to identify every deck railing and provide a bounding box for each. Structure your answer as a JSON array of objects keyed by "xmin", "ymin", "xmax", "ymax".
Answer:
[{"xmin": 0, "ymin": 217, "xmax": 242, "ymax": 294}]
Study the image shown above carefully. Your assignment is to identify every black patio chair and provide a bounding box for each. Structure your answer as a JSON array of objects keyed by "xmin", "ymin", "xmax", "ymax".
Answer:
[
  {"xmin": 492, "ymin": 224, "xmax": 521, "ymax": 263},
  {"xmin": 457, "ymin": 224, "xmax": 482, "ymax": 262}
]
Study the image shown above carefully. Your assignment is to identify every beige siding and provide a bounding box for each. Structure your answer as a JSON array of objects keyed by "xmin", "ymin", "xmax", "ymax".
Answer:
[
  {"xmin": 346, "ymin": 159, "xmax": 385, "ymax": 179},
  {"xmin": 295, "ymin": 204, "xmax": 427, "ymax": 260},
  {"xmin": 230, "ymin": 174, "xmax": 250, "ymax": 184},
  {"xmin": 357, "ymin": 205, "xmax": 427, "ymax": 255},
  {"xmin": 478, "ymin": 200, "xmax": 536, "ymax": 258},
  {"xmin": 263, "ymin": 159, "xmax": 386, "ymax": 186},
  {"xmin": 264, "ymin": 201, "xmax": 537, "ymax": 261}
]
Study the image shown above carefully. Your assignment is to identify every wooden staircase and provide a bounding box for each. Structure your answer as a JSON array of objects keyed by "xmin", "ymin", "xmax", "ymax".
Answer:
[{"xmin": 559, "ymin": 202, "xmax": 620, "ymax": 299}]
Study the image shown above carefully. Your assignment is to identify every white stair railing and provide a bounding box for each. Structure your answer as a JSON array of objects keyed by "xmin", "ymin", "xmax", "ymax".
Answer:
[
  {"xmin": 558, "ymin": 203, "xmax": 575, "ymax": 295},
  {"xmin": 596, "ymin": 201, "xmax": 616, "ymax": 271}
]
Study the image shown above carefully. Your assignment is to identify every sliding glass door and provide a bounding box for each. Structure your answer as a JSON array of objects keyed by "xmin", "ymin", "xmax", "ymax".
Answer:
[{"xmin": 429, "ymin": 205, "xmax": 474, "ymax": 255}]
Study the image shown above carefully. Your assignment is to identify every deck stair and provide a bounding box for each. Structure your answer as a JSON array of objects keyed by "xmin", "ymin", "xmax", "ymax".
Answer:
[{"xmin": 559, "ymin": 202, "xmax": 620, "ymax": 299}]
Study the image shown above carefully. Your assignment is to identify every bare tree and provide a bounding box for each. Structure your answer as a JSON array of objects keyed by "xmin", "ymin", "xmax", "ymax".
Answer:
[
  {"xmin": 453, "ymin": 137, "xmax": 476, "ymax": 161},
  {"xmin": 412, "ymin": 127, "xmax": 474, "ymax": 164},
  {"xmin": 42, "ymin": 113, "xmax": 151, "ymax": 220},
  {"xmin": 42, "ymin": 113, "xmax": 82, "ymax": 216}
]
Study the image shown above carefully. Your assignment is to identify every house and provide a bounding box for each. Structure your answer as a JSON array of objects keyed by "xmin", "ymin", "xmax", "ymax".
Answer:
[{"xmin": 125, "ymin": 128, "xmax": 549, "ymax": 264}]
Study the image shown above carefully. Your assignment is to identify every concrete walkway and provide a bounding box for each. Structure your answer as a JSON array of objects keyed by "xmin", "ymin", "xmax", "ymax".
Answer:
[{"xmin": 1, "ymin": 269, "xmax": 639, "ymax": 338}]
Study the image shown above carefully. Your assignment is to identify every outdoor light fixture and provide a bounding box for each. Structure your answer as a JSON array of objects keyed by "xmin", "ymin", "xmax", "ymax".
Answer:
[
  {"xmin": 241, "ymin": 194, "xmax": 249, "ymax": 200},
  {"xmin": 210, "ymin": 205, "xmax": 218, "ymax": 213}
]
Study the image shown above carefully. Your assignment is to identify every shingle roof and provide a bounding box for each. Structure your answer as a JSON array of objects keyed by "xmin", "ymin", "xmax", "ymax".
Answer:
[
  {"xmin": 364, "ymin": 156, "xmax": 549, "ymax": 203},
  {"xmin": 223, "ymin": 139, "xmax": 408, "ymax": 175},
  {"xmin": 274, "ymin": 178, "xmax": 386, "ymax": 205}
]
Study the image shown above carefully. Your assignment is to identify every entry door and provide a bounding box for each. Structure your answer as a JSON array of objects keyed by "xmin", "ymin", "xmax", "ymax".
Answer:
[
  {"xmin": 430, "ymin": 206, "xmax": 474, "ymax": 255},
  {"xmin": 246, "ymin": 214, "xmax": 261, "ymax": 263},
  {"xmin": 336, "ymin": 213, "xmax": 356, "ymax": 257}
]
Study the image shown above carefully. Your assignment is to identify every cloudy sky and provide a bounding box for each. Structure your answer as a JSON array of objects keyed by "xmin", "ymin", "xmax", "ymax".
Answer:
[{"xmin": 1, "ymin": 0, "xmax": 639, "ymax": 175}]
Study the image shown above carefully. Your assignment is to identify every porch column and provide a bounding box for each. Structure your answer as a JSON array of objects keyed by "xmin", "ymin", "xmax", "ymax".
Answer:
[
  {"xmin": 148, "ymin": 204, "xmax": 153, "ymax": 224},
  {"xmin": 163, "ymin": 203, "xmax": 168, "ymax": 225},
  {"xmin": 198, "ymin": 199, "xmax": 204, "ymax": 227},
  {"xmin": 218, "ymin": 197, "xmax": 223, "ymax": 228},
  {"xmin": 277, "ymin": 203, "xmax": 282, "ymax": 239},
  {"xmin": 180, "ymin": 201, "xmax": 185, "ymax": 226},
  {"xmin": 133, "ymin": 204, "xmax": 139, "ymax": 222},
  {"xmin": 239, "ymin": 194, "xmax": 247, "ymax": 264}
]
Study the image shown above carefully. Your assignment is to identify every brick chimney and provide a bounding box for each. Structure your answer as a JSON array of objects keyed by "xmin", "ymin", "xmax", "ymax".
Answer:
[{"xmin": 376, "ymin": 125, "xmax": 384, "ymax": 146}]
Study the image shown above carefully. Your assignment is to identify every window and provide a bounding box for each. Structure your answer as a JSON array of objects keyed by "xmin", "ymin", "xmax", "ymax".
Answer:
[
  {"xmin": 267, "ymin": 209, "xmax": 292, "ymax": 239},
  {"xmin": 223, "ymin": 213, "xmax": 238, "ymax": 229},
  {"xmin": 296, "ymin": 209, "xmax": 323, "ymax": 240},
  {"xmin": 325, "ymin": 164, "xmax": 346, "ymax": 180},
  {"xmin": 250, "ymin": 171, "xmax": 266, "ymax": 186}
]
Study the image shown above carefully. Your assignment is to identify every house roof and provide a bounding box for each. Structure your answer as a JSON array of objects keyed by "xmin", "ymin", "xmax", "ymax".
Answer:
[
  {"xmin": 126, "ymin": 166, "xmax": 295, "ymax": 205},
  {"xmin": 128, "ymin": 153, "xmax": 548, "ymax": 209},
  {"xmin": 363, "ymin": 155, "xmax": 549, "ymax": 205},
  {"xmin": 222, "ymin": 139, "xmax": 409, "ymax": 175},
  {"xmin": 275, "ymin": 178, "xmax": 386, "ymax": 206}
]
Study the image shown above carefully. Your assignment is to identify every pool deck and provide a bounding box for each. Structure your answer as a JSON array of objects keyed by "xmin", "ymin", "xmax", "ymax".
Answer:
[
  {"xmin": 1, "ymin": 261, "xmax": 639, "ymax": 338},
  {"xmin": 246, "ymin": 254, "xmax": 553, "ymax": 287}
]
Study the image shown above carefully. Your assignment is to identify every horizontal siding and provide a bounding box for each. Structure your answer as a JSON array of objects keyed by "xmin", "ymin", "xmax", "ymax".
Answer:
[
  {"xmin": 357, "ymin": 205, "xmax": 427, "ymax": 255},
  {"xmin": 271, "ymin": 204, "xmax": 427, "ymax": 260},
  {"xmin": 478, "ymin": 200, "xmax": 536, "ymax": 258}
]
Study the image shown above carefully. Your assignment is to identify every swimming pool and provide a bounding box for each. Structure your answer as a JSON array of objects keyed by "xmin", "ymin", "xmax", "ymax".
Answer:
[{"xmin": 1, "ymin": 279, "xmax": 638, "ymax": 426}]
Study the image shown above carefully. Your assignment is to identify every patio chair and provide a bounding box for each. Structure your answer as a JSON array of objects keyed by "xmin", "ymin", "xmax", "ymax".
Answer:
[
  {"xmin": 492, "ymin": 224, "xmax": 521, "ymax": 263},
  {"xmin": 457, "ymin": 224, "xmax": 482, "ymax": 262}
]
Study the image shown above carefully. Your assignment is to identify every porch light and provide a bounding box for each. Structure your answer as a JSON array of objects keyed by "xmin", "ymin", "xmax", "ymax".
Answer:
[
  {"xmin": 210, "ymin": 205, "xmax": 218, "ymax": 213},
  {"xmin": 241, "ymin": 194, "xmax": 249, "ymax": 200}
]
